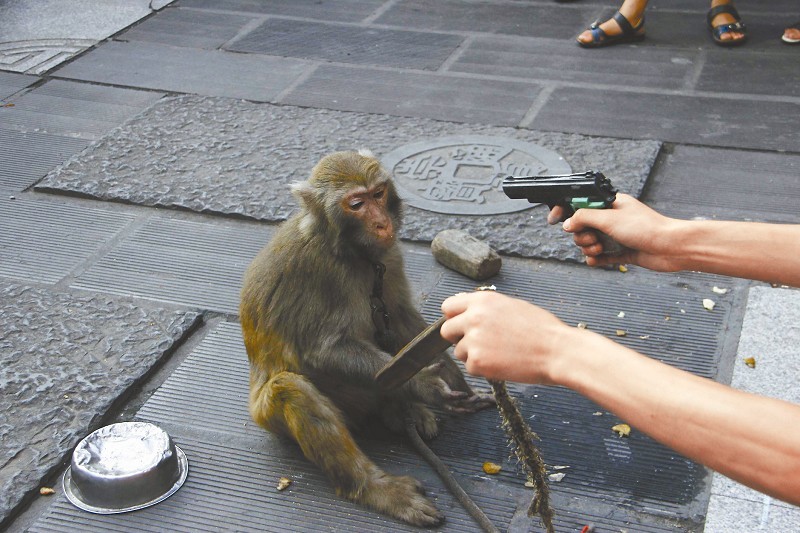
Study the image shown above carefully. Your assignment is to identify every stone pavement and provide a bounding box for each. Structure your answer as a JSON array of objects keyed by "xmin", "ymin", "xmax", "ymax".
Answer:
[{"xmin": 1, "ymin": 1, "xmax": 798, "ymax": 531}]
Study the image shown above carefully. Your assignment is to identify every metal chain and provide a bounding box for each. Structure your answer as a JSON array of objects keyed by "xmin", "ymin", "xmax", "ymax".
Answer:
[{"xmin": 370, "ymin": 262, "xmax": 395, "ymax": 352}]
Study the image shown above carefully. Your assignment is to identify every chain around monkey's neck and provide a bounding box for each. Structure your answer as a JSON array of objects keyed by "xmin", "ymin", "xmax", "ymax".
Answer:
[{"xmin": 370, "ymin": 261, "xmax": 398, "ymax": 353}]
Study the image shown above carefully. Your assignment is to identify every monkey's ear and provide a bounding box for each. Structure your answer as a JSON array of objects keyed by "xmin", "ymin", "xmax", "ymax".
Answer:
[
  {"xmin": 357, "ymin": 148, "xmax": 376, "ymax": 159},
  {"xmin": 290, "ymin": 180, "xmax": 318, "ymax": 209}
]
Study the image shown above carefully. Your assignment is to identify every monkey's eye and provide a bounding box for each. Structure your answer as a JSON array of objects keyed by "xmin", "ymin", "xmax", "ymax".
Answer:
[
  {"xmin": 373, "ymin": 188, "xmax": 385, "ymax": 199},
  {"xmin": 348, "ymin": 200, "xmax": 364, "ymax": 211}
]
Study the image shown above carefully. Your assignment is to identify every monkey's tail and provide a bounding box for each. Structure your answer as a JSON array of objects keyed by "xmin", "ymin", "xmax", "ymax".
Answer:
[{"xmin": 405, "ymin": 421, "xmax": 500, "ymax": 533}]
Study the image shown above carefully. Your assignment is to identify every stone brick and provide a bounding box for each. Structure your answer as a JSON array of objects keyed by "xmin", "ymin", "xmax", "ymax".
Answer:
[{"xmin": 431, "ymin": 229, "xmax": 501, "ymax": 281}]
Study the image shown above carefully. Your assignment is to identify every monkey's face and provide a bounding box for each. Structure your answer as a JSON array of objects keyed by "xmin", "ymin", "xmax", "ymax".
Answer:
[{"xmin": 340, "ymin": 182, "xmax": 396, "ymax": 249}]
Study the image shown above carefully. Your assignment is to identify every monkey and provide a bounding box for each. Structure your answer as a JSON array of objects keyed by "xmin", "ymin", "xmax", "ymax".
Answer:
[{"xmin": 240, "ymin": 150, "xmax": 495, "ymax": 527}]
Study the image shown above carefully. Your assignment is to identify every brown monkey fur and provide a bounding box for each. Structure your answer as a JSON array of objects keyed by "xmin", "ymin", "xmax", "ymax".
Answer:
[{"xmin": 240, "ymin": 150, "xmax": 494, "ymax": 527}]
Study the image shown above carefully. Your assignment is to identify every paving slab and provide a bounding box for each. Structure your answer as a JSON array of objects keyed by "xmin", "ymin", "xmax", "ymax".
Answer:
[
  {"xmin": 0, "ymin": 79, "xmax": 164, "ymax": 140},
  {"xmin": 179, "ymin": 0, "xmax": 384, "ymax": 22},
  {"xmin": 118, "ymin": 7, "xmax": 253, "ymax": 50},
  {"xmin": 282, "ymin": 64, "xmax": 543, "ymax": 127},
  {"xmin": 376, "ymin": 0, "xmax": 600, "ymax": 39},
  {"xmin": 703, "ymin": 286, "xmax": 800, "ymax": 531},
  {"xmin": 698, "ymin": 47, "xmax": 800, "ymax": 98},
  {"xmin": 643, "ymin": 144, "xmax": 800, "ymax": 223},
  {"xmin": 0, "ymin": 281, "xmax": 201, "ymax": 528},
  {"xmin": 36, "ymin": 95, "xmax": 660, "ymax": 260},
  {"xmin": 448, "ymin": 35, "xmax": 699, "ymax": 90},
  {"xmin": 0, "ymin": 0, "xmax": 173, "ymax": 75},
  {"xmin": 53, "ymin": 40, "xmax": 311, "ymax": 102},
  {"xmin": 530, "ymin": 86, "xmax": 799, "ymax": 152},
  {"xmin": 228, "ymin": 18, "xmax": 464, "ymax": 70}
]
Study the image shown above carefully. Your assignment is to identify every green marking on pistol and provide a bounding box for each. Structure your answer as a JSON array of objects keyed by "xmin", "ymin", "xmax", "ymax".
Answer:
[{"xmin": 570, "ymin": 197, "xmax": 609, "ymax": 210}]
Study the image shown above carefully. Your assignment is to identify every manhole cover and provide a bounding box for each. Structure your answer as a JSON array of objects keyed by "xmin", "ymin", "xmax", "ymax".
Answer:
[{"xmin": 382, "ymin": 136, "xmax": 571, "ymax": 215}]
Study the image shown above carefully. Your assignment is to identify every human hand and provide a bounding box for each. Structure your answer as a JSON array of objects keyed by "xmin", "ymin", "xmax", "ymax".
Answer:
[
  {"xmin": 440, "ymin": 291, "xmax": 574, "ymax": 385},
  {"xmin": 553, "ymin": 193, "xmax": 686, "ymax": 271}
]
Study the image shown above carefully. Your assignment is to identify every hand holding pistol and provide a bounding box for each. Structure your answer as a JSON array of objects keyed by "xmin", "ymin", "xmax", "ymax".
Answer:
[{"xmin": 502, "ymin": 171, "xmax": 623, "ymax": 256}]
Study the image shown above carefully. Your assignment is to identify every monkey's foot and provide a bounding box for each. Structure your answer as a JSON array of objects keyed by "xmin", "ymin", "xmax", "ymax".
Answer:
[
  {"xmin": 381, "ymin": 402, "xmax": 439, "ymax": 439},
  {"xmin": 363, "ymin": 472, "xmax": 444, "ymax": 527},
  {"xmin": 407, "ymin": 402, "xmax": 439, "ymax": 439}
]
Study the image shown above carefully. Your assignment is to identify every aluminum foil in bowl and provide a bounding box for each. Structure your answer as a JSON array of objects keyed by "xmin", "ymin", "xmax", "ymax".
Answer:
[{"xmin": 63, "ymin": 421, "xmax": 188, "ymax": 514}]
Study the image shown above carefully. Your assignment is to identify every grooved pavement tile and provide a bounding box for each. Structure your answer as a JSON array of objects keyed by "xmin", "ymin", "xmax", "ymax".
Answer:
[
  {"xmin": 643, "ymin": 145, "xmax": 800, "ymax": 223},
  {"xmin": 449, "ymin": 35, "xmax": 698, "ymax": 90},
  {"xmin": 179, "ymin": 0, "xmax": 384, "ymax": 22},
  {"xmin": 54, "ymin": 40, "xmax": 311, "ymax": 101},
  {"xmin": 0, "ymin": 130, "xmax": 87, "ymax": 190},
  {"xmin": 1, "ymin": 79, "xmax": 164, "ymax": 140},
  {"xmin": 282, "ymin": 64, "xmax": 541, "ymax": 126},
  {"xmin": 531, "ymin": 86, "xmax": 800, "ymax": 152},
  {"xmin": 72, "ymin": 216, "xmax": 274, "ymax": 314},
  {"xmin": 421, "ymin": 265, "xmax": 733, "ymax": 381},
  {"xmin": 0, "ymin": 196, "xmax": 136, "ymax": 283},
  {"xmin": 30, "ymin": 432, "xmax": 516, "ymax": 532},
  {"xmin": 228, "ymin": 18, "xmax": 463, "ymax": 70},
  {"xmin": 119, "ymin": 7, "xmax": 253, "ymax": 49},
  {"xmin": 28, "ymin": 78, "xmax": 162, "ymax": 107},
  {"xmin": 0, "ymin": 71, "xmax": 37, "ymax": 99}
]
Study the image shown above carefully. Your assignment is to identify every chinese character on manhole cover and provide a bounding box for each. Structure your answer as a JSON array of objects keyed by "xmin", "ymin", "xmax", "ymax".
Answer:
[{"xmin": 381, "ymin": 136, "xmax": 571, "ymax": 215}]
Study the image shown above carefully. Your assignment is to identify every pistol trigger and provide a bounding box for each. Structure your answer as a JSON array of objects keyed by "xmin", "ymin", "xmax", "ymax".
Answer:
[{"xmin": 558, "ymin": 202, "xmax": 575, "ymax": 219}]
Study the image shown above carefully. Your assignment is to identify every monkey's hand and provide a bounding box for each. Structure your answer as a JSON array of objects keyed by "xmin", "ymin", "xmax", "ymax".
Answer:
[
  {"xmin": 446, "ymin": 388, "xmax": 496, "ymax": 414},
  {"xmin": 408, "ymin": 363, "xmax": 495, "ymax": 413}
]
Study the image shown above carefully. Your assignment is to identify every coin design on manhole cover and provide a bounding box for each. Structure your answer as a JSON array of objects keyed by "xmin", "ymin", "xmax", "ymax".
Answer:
[{"xmin": 381, "ymin": 136, "xmax": 571, "ymax": 215}]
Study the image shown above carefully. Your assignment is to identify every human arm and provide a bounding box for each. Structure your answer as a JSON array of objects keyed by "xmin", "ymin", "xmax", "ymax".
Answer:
[
  {"xmin": 554, "ymin": 193, "xmax": 800, "ymax": 287},
  {"xmin": 440, "ymin": 290, "xmax": 800, "ymax": 505}
]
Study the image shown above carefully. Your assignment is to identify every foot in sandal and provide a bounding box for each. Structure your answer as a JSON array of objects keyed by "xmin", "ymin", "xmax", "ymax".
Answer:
[
  {"xmin": 576, "ymin": 10, "xmax": 645, "ymax": 48},
  {"xmin": 707, "ymin": 0, "xmax": 747, "ymax": 47},
  {"xmin": 783, "ymin": 22, "xmax": 800, "ymax": 44}
]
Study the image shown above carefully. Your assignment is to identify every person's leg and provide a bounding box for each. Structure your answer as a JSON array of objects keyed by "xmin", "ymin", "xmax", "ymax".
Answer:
[{"xmin": 576, "ymin": 0, "xmax": 647, "ymax": 46}]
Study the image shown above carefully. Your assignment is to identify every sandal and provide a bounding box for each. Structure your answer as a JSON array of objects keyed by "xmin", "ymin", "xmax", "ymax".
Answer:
[
  {"xmin": 577, "ymin": 11, "xmax": 645, "ymax": 48},
  {"xmin": 782, "ymin": 21, "xmax": 800, "ymax": 44},
  {"xmin": 707, "ymin": 3, "xmax": 748, "ymax": 47}
]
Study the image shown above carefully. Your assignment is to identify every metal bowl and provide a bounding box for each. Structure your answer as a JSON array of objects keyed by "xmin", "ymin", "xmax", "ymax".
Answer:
[{"xmin": 63, "ymin": 422, "xmax": 188, "ymax": 514}]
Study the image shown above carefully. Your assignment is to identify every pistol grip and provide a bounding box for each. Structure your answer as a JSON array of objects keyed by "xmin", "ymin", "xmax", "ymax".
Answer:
[
  {"xmin": 597, "ymin": 231, "xmax": 624, "ymax": 256},
  {"xmin": 568, "ymin": 200, "xmax": 623, "ymax": 256}
]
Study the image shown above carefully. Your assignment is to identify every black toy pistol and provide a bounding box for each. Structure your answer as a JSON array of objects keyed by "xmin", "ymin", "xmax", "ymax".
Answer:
[
  {"xmin": 502, "ymin": 170, "xmax": 616, "ymax": 218},
  {"xmin": 503, "ymin": 171, "xmax": 623, "ymax": 255}
]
